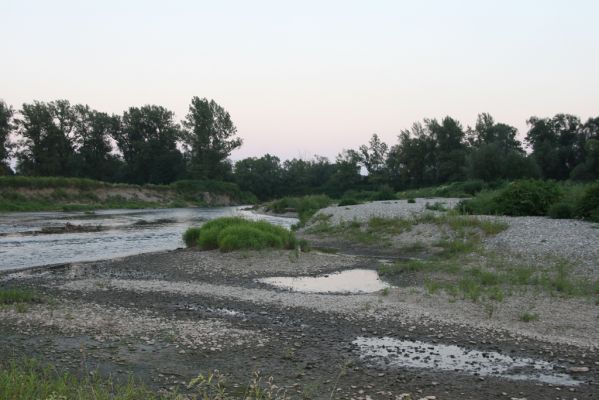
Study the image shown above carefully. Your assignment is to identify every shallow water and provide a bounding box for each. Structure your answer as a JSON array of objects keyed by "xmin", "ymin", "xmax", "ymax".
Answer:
[
  {"xmin": 258, "ymin": 269, "xmax": 390, "ymax": 293},
  {"xmin": 0, "ymin": 207, "xmax": 297, "ymax": 271},
  {"xmin": 353, "ymin": 336, "xmax": 579, "ymax": 386}
]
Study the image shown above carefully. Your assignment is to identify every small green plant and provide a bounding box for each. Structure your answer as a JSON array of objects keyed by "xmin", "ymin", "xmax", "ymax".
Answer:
[
  {"xmin": 425, "ymin": 202, "xmax": 447, "ymax": 211},
  {"xmin": 381, "ymin": 287, "xmax": 390, "ymax": 296},
  {"xmin": 519, "ymin": 312, "xmax": 539, "ymax": 322},
  {"xmin": 407, "ymin": 198, "xmax": 416, "ymax": 204}
]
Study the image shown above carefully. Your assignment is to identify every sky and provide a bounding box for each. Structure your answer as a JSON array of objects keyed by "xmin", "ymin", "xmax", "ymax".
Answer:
[{"xmin": 2, "ymin": 0, "xmax": 599, "ymax": 161}]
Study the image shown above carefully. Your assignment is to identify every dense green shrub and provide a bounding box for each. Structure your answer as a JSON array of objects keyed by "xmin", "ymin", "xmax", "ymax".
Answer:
[
  {"xmin": 460, "ymin": 180, "xmax": 485, "ymax": 195},
  {"xmin": 547, "ymin": 202, "xmax": 574, "ymax": 219},
  {"xmin": 187, "ymin": 217, "xmax": 297, "ymax": 252},
  {"xmin": 575, "ymin": 182, "xmax": 599, "ymax": 221},
  {"xmin": 460, "ymin": 180, "xmax": 563, "ymax": 216},
  {"xmin": 182, "ymin": 227, "xmax": 202, "ymax": 247},
  {"xmin": 371, "ymin": 185, "xmax": 397, "ymax": 201},
  {"xmin": 492, "ymin": 180, "xmax": 562, "ymax": 216}
]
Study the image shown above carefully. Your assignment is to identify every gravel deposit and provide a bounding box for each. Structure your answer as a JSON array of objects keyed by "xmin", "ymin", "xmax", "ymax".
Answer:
[
  {"xmin": 59, "ymin": 278, "xmax": 599, "ymax": 349},
  {"xmin": 316, "ymin": 199, "xmax": 599, "ymax": 274},
  {"xmin": 0, "ymin": 300, "xmax": 266, "ymax": 351},
  {"xmin": 483, "ymin": 216, "xmax": 599, "ymax": 275},
  {"xmin": 317, "ymin": 198, "xmax": 463, "ymax": 224}
]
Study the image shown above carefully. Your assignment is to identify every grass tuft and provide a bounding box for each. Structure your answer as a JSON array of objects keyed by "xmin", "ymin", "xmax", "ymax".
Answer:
[{"xmin": 184, "ymin": 217, "xmax": 297, "ymax": 252}]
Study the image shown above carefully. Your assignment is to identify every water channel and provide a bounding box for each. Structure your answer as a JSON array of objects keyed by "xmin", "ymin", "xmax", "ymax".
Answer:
[{"xmin": 0, "ymin": 207, "xmax": 297, "ymax": 271}]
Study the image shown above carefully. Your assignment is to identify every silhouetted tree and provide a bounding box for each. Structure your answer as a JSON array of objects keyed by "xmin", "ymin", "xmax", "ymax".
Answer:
[
  {"xmin": 182, "ymin": 97, "xmax": 242, "ymax": 180},
  {"xmin": 234, "ymin": 154, "xmax": 283, "ymax": 200},
  {"xmin": 71, "ymin": 104, "xmax": 121, "ymax": 181},
  {"xmin": 465, "ymin": 114, "xmax": 538, "ymax": 181},
  {"xmin": 324, "ymin": 149, "xmax": 363, "ymax": 196},
  {"xmin": 526, "ymin": 114, "xmax": 586, "ymax": 180},
  {"xmin": 115, "ymin": 105, "xmax": 184, "ymax": 184},
  {"xmin": 0, "ymin": 100, "xmax": 14, "ymax": 175},
  {"xmin": 15, "ymin": 100, "xmax": 76, "ymax": 176}
]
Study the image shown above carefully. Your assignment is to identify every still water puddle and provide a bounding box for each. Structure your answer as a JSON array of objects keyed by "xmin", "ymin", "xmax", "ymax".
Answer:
[
  {"xmin": 258, "ymin": 269, "xmax": 390, "ymax": 293},
  {"xmin": 353, "ymin": 336, "xmax": 580, "ymax": 386}
]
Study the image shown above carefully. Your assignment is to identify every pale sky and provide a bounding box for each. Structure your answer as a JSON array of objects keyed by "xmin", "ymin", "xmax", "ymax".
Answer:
[{"xmin": 2, "ymin": 0, "xmax": 598, "ymax": 161}]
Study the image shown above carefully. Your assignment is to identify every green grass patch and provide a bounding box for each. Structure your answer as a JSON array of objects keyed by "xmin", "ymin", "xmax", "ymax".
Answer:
[
  {"xmin": 184, "ymin": 217, "xmax": 297, "ymax": 252},
  {"xmin": 0, "ymin": 359, "xmax": 163, "ymax": 400},
  {"xmin": 0, "ymin": 288, "xmax": 39, "ymax": 305}
]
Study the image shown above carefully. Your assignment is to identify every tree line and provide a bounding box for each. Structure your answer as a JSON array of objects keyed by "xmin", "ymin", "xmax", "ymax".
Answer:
[
  {"xmin": 0, "ymin": 97, "xmax": 241, "ymax": 184},
  {"xmin": 1, "ymin": 98, "xmax": 598, "ymax": 199}
]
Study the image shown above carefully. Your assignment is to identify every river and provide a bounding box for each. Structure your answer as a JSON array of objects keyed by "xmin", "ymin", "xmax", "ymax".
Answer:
[{"xmin": 0, "ymin": 207, "xmax": 297, "ymax": 271}]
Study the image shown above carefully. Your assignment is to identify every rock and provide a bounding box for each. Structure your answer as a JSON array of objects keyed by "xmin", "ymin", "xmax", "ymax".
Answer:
[{"xmin": 569, "ymin": 366, "xmax": 589, "ymax": 373}]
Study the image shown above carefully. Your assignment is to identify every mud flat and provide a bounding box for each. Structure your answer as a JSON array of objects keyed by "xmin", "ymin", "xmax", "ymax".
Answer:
[{"xmin": 1, "ymin": 202, "xmax": 599, "ymax": 399}]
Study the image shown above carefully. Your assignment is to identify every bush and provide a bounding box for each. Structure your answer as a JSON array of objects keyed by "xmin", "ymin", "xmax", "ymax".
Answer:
[
  {"xmin": 407, "ymin": 198, "xmax": 416, "ymax": 204},
  {"xmin": 189, "ymin": 217, "xmax": 297, "ymax": 252},
  {"xmin": 575, "ymin": 182, "xmax": 599, "ymax": 221},
  {"xmin": 492, "ymin": 180, "xmax": 562, "ymax": 216},
  {"xmin": 461, "ymin": 180, "xmax": 485, "ymax": 195},
  {"xmin": 269, "ymin": 195, "xmax": 332, "ymax": 226},
  {"xmin": 371, "ymin": 185, "xmax": 397, "ymax": 201},
  {"xmin": 182, "ymin": 227, "xmax": 202, "ymax": 247},
  {"xmin": 547, "ymin": 202, "xmax": 574, "ymax": 219}
]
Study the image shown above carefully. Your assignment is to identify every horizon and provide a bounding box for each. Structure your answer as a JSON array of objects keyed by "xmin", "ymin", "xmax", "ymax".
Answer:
[{"xmin": 2, "ymin": 0, "xmax": 599, "ymax": 161}]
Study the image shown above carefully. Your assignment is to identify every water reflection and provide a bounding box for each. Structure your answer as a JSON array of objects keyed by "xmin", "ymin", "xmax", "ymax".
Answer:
[
  {"xmin": 354, "ymin": 336, "xmax": 580, "ymax": 386},
  {"xmin": 258, "ymin": 269, "xmax": 390, "ymax": 293}
]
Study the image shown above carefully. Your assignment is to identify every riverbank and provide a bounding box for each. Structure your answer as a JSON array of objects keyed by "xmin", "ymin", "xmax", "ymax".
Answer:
[
  {"xmin": 0, "ymin": 176, "xmax": 256, "ymax": 212},
  {"xmin": 1, "ymin": 200, "xmax": 598, "ymax": 399}
]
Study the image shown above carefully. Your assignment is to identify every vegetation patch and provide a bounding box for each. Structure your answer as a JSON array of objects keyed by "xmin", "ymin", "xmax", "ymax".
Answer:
[
  {"xmin": 0, "ymin": 360, "xmax": 292, "ymax": 400},
  {"xmin": 267, "ymin": 195, "xmax": 332, "ymax": 227},
  {"xmin": 379, "ymin": 252, "xmax": 599, "ymax": 304},
  {"xmin": 306, "ymin": 212, "xmax": 508, "ymax": 250},
  {"xmin": 184, "ymin": 217, "xmax": 297, "ymax": 252},
  {"xmin": 519, "ymin": 312, "xmax": 540, "ymax": 323},
  {"xmin": 0, "ymin": 288, "xmax": 39, "ymax": 305},
  {"xmin": 459, "ymin": 179, "xmax": 599, "ymax": 221}
]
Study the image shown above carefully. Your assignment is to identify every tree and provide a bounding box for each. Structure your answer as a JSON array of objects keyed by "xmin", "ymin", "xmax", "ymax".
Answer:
[
  {"xmin": 526, "ymin": 114, "xmax": 585, "ymax": 180},
  {"xmin": 386, "ymin": 123, "xmax": 436, "ymax": 188},
  {"xmin": 467, "ymin": 113, "xmax": 523, "ymax": 152},
  {"xmin": 234, "ymin": 154, "xmax": 283, "ymax": 200},
  {"xmin": 358, "ymin": 134, "xmax": 388, "ymax": 177},
  {"xmin": 429, "ymin": 117, "xmax": 467, "ymax": 183},
  {"xmin": 465, "ymin": 113, "xmax": 537, "ymax": 181},
  {"xmin": 115, "ymin": 105, "xmax": 184, "ymax": 184},
  {"xmin": 324, "ymin": 149, "xmax": 363, "ymax": 197},
  {"xmin": 0, "ymin": 100, "xmax": 14, "ymax": 175},
  {"xmin": 71, "ymin": 104, "xmax": 120, "ymax": 181},
  {"xmin": 182, "ymin": 97, "xmax": 242, "ymax": 180},
  {"xmin": 15, "ymin": 100, "xmax": 76, "ymax": 176}
]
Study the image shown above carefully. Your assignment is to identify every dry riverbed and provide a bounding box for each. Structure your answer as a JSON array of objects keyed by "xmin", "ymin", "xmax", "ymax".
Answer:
[{"xmin": 1, "ymin": 200, "xmax": 599, "ymax": 399}]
